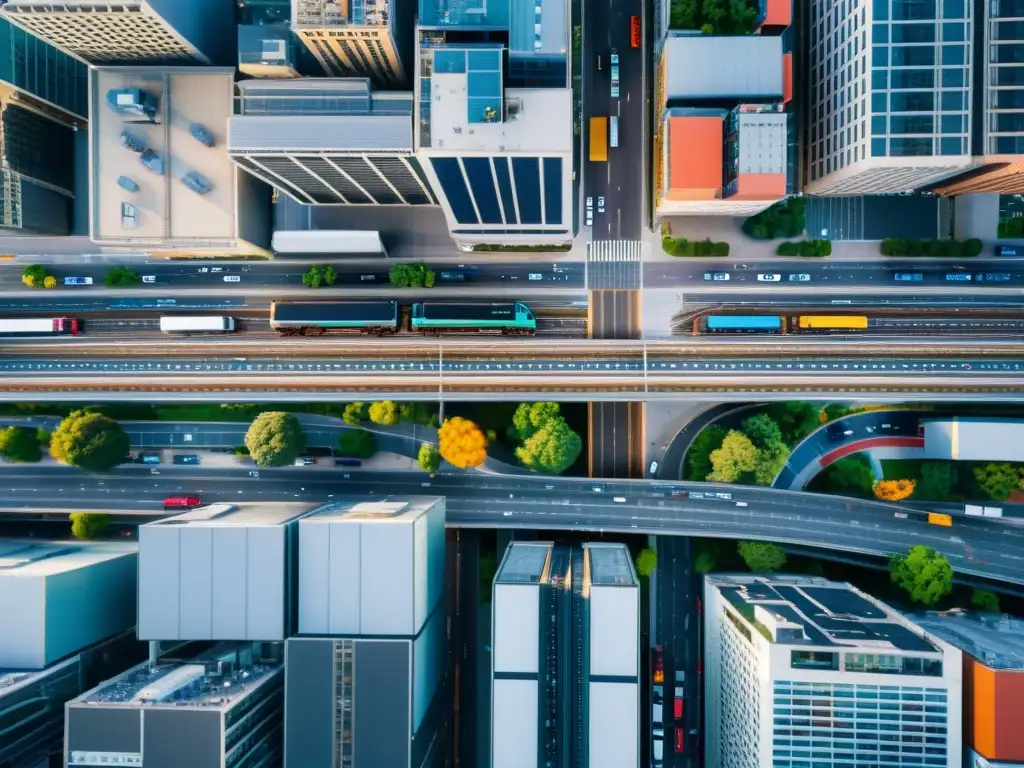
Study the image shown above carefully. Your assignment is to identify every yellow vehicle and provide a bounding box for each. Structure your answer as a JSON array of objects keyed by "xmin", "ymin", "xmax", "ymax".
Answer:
[
  {"xmin": 796, "ymin": 315, "xmax": 869, "ymax": 331},
  {"xmin": 927, "ymin": 512, "xmax": 953, "ymax": 527},
  {"xmin": 589, "ymin": 117, "xmax": 608, "ymax": 162}
]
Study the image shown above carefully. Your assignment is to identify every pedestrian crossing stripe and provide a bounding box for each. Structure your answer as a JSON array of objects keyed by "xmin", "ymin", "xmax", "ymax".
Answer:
[{"xmin": 588, "ymin": 240, "xmax": 643, "ymax": 262}]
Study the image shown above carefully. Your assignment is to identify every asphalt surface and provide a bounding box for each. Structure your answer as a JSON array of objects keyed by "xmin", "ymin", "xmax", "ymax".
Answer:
[
  {"xmin": 582, "ymin": 0, "xmax": 643, "ymax": 240},
  {"xmin": 685, "ymin": 292, "xmax": 1024, "ymax": 308},
  {"xmin": 0, "ymin": 466, "xmax": 1021, "ymax": 584}
]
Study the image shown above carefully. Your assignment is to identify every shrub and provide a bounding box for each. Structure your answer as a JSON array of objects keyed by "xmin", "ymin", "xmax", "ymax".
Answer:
[
  {"xmin": 337, "ymin": 429, "xmax": 376, "ymax": 459},
  {"xmin": 70, "ymin": 512, "xmax": 111, "ymax": 540},
  {"xmin": 742, "ymin": 198, "xmax": 805, "ymax": 240},
  {"xmin": 389, "ymin": 262, "xmax": 436, "ymax": 288},
  {"xmin": 880, "ymin": 237, "xmax": 983, "ymax": 257},
  {"xmin": 301, "ymin": 264, "xmax": 337, "ymax": 289},
  {"xmin": 417, "ymin": 442, "xmax": 441, "ymax": 472},
  {"xmin": 635, "ymin": 548, "xmax": 657, "ymax": 577},
  {"xmin": 43, "ymin": 275, "xmax": 57, "ymax": 288},
  {"xmin": 104, "ymin": 266, "xmax": 141, "ymax": 287},
  {"xmin": 776, "ymin": 239, "xmax": 831, "ymax": 257},
  {"xmin": 21, "ymin": 264, "xmax": 48, "ymax": 288},
  {"xmin": 873, "ymin": 478, "xmax": 916, "ymax": 502},
  {"xmin": 661, "ymin": 235, "xmax": 729, "ymax": 257}
]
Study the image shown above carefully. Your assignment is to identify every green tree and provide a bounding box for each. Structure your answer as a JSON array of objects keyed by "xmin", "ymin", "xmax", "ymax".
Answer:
[
  {"xmin": 754, "ymin": 440, "xmax": 789, "ymax": 486},
  {"xmin": 971, "ymin": 588, "xmax": 1000, "ymax": 613},
  {"xmin": 764, "ymin": 401, "xmax": 821, "ymax": 444},
  {"xmin": 706, "ymin": 430, "xmax": 758, "ymax": 482},
  {"xmin": 399, "ymin": 402, "xmax": 433, "ymax": 425},
  {"xmin": 515, "ymin": 416, "xmax": 582, "ymax": 475},
  {"xmin": 342, "ymin": 402, "xmax": 368, "ymax": 426},
  {"xmin": 635, "ymin": 548, "xmax": 657, "ymax": 577},
  {"xmin": 70, "ymin": 512, "xmax": 111, "ymax": 540},
  {"xmin": 973, "ymin": 463, "xmax": 1020, "ymax": 501},
  {"xmin": 889, "ymin": 545, "xmax": 953, "ymax": 606},
  {"xmin": 368, "ymin": 400, "xmax": 400, "ymax": 426},
  {"xmin": 418, "ymin": 442, "xmax": 441, "ymax": 472},
  {"xmin": 301, "ymin": 264, "xmax": 337, "ymax": 289},
  {"xmin": 50, "ymin": 410, "xmax": 130, "ymax": 472},
  {"xmin": 737, "ymin": 540, "xmax": 787, "ymax": 572},
  {"xmin": 21, "ymin": 264, "xmax": 48, "ymax": 288},
  {"xmin": 511, "ymin": 401, "xmax": 562, "ymax": 440},
  {"xmin": 741, "ymin": 413, "xmax": 782, "ymax": 448},
  {"xmin": 104, "ymin": 266, "xmax": 141, "ymax": 287},
  {"xmin": 244, "ymin": 411, "xmax": 307, "ymax": 467},
  {"xmin": 694, "ymin": 550, "xmax": 716, "ymax": 574},
  {"xmin": 819, "ymin": 455, "xmax": 876, "ymax": 495},
  {"xmin": 686, "ymin": 424, "xmax": 725, "ymax": 481},
  {"xmin": 0, "ymin": 425, "xmax": 42, "ymax": 462},
  {"xmin": 338, "ymin": 429, "xmax": 377, "ymax": 459},
  {"xmin": 389, "ymin": 262, "xmax": 435, "ymax": 288},
  {"xmin": 918, "ymin": 461, "xmax": 957, "ymax": 501},
  {"xmin": 35, "ymin": 427, "xmax": 51, "ymax": 446}
]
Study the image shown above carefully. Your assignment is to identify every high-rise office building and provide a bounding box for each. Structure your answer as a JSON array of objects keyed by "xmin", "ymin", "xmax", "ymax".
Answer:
[
  {"xmin": 292, "ymin": 0, "xmax": 410, "ymax": 86},
  {"xmin": 491, "ymin": 541, "xmax": 640, "ymax": 768},
  {"xmin": 907, "ymin": 610, "xmax": 1024, "ymax": 767},
  {"xmin": 64, "ymin": 642, "xmax": 285, "ymax": 768},
  {"xmin": 229, "ymin": 78, "xmax": 436, "ymax": 205},
  {"xmin": 238, "ymin": 24, "xmax": 303, "ymax": 78},
  {"xmin": 284, "ymin": 497, "xmax": 448, "ymax": 768},
  {"xmin": 704, "ymin": 574, "xmax": 963, "ymax": 768},
  {"xmin": 804, "ymin": 0, "xmax": 1024, "ymax": 195},
  {"xmin": 0, "ymin": 0, "xmax": 236, "ymax": 66}
]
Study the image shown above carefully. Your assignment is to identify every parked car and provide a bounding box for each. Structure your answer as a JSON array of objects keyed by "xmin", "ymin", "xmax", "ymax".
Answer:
[
  {"xmin": 528, "ymin": 273, "xmax": 543, "ymax": 281},
  {"xmin": 597, "ymin": 196, "xmax": 605, "ymax": 213},
  {"xmin": 982, "ymin": 272, "xmax": 1011, "ymax": 282},
  {"xmin": 142, "ymin": 275, "xmax": 156, "ymax": 283},
  {"xmin": 439, "ymin": 271, "xmax": 466, "ymax": 282},
  {"xmin": 137, "ymin": 452, "xmax": 161, "ymax": 464}
]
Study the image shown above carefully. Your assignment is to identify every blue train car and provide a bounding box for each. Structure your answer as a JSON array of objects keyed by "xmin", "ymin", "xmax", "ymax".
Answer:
[{"xmin": 704, "ymin": 315, "xmax": 783, "ymax": 333}]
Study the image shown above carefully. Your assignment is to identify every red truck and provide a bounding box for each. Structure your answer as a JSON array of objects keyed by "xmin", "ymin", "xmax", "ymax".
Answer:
[{"xmin": 653, "ymin": 646, "xmax": 664, "ymax": 684}]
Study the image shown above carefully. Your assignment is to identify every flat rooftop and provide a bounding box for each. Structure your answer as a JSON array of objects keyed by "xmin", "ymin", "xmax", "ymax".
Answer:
[
  {"xmin": 146, "ymin": 502, "xmax": 314, "ymax": 528},
  {"xmin": 90, "ymin": 67, "xmax": 237, "ymax": 246},
  {"xmin": 663, "ymin": 35, "xmax": 783, "ymax": 102},
  {"xmin": 495, "ymin": 541, "xmax": 551, "ymax": 583},
  {"xmin": 0, "ymin": 539, "xmax": 136, "ymax": 578},
  {"xmin": 418, "ymin": 0, "xmax": 510, "ymax": 28},
  {"xmin": 509, "ymin": 0, "xmax": 567, "ymax": 54},
  {"xmin": 424, "ymin": 47, "xmax": 571, "ymax": 153},
  {"xmin": 586, "ymin": 543, "xmax": 637, "ymax": 586},
  {"xmin": 907, "ymin": 612, "xmax": 1024, "ymax": 670},
  {"xmin": 304, "ymin": 496, "xmax": 442, "ymax": 523},
  {"xmin": 665, "ymin": 112, "xmax": 723, "ymax": 199},
  {"xmin": 711, "ymin": 574, "xmax": 938, "ymax": 653}
]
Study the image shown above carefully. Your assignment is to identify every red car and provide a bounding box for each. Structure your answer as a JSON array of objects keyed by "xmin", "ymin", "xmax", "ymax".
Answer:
[
  {"xmin": 163, "ymin": 496, "xmax": 201, "ymax": 508},
  {"xmin": 675, "ymin": 727, "xmax": 684, "ymax": 753},
  {"xmin": 674, "ymin": 697, "xmax": 684, "ymax": 719}
]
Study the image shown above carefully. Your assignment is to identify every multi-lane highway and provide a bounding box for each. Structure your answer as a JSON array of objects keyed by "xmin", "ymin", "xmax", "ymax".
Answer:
[{"xmin": 0, "ymin": 465, "xmax": 1020, "ymax": 584}]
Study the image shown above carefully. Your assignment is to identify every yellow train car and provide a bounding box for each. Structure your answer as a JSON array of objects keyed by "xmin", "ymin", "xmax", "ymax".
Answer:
[{"xmin": 796, "ymin": 315, "xmax": 869, "ymax": 331}]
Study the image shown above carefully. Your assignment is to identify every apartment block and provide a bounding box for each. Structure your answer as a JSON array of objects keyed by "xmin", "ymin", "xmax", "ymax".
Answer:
[
  {"xmin": 491, "ymin": 541, "xmax": 640, "ymax": 768},
  {"xmin": 228, "ymin": 78, "xmax": 435, "ymax": 205},
  {"xmin": 704, "ymin": 574, "xmax": 962, "ymax": 768},
  {"xmin": 0, "ymin": 0, "xmax": 236, "ymax": 66}
]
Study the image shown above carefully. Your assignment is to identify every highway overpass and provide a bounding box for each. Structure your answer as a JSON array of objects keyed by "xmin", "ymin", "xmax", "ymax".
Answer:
[{"xmin": 0, "ymin": 465, "xmax": 1020, "ymax": 585}]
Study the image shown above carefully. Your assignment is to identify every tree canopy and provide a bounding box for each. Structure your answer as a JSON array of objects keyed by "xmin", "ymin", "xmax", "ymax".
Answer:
[
  {"xmin": 818, "ymin": 455, "xmax": 876, "ymax": 495},
  {"xmin": 971, "ymin": 588, "xmax": 1000, "ymax": 613},
  {"xmin": 21, "ymin": 264, "xmax": 49, "ymax": 288},
  {"xmin": 0, "ymin": 425, "xmax": 42, "ymax": 462},
  {"xmin": 417, "ymin": 442, "xmax": 441, "ymax": 473},
  {"xmin": 302, "ymin": 264, "xmax": 337, "ymax": 289},
  {"xmin": 635, "ymin": 548, "xmax": 657, "ymax": 578},
  {"xmin": 438, "ymin": 417, "xmax": 487, "ymax": 468},
  {"xmin": 873, "ymin": 478, "xmax": 916, "ymax": 502},
  {"xmin": 889, "ymin": 545, "xmax": 953, "ymax": 606},
  {"xmin": 368, "ymin": 400, "xmax": 400, "ymax": 426},
  {"xmin": 342, "ymin": 402, "xmax": 368, "ymax": 426},
  {"xmin": 973, "ymin": 463, "xmax": 1021, "ymax": 501},
  {"xmin": 50, "ymin": 410, "xmax": 130, "ymax": 472},
  {"xmin": 337, "ymin": 429, "xmax": 377, "ymax": 459},
  {"xmin": 918, "ymin": 462, "xmax": 956, "ymax": 501},
  {"xmin": 511, "ymin": 402, "xmax": 563, "ymax": 441},
  {"xmin": 244, "ymin": 411, "xmax": 306, "ymax": 467},
  {"xmin": 686, "ymin": 424, "xmax": 726, "ymax": 481},
  {"xmin": 70, "ymin": 512, "xmax": 111, "ymax": 540},
  {"xmin": 516, "ymin": 416, "xmax": 582, "ymax": 475},
  {"xmin": 706, "ymin": 430, "xmax": 758, "ymax": 482},
  {"xmin": 737, "ymin": 540, "xmax": 787, "ymax": 572},
  {"xmin": 104, "ymin": 266, "xmax": 141, "ymax": 287},
  {"xmin": 389, "ymin": 262, "xmax": 436, "ymax": 288}
]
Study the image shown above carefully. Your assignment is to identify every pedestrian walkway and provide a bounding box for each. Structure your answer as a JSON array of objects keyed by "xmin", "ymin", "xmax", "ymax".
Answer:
[
  {"xmin": 587, "ymin": 240, "xmax": 643, "ymax": 289},
  {"xmin": 588, "ymin": 240, "xmax": 643, "ymax": 262}
]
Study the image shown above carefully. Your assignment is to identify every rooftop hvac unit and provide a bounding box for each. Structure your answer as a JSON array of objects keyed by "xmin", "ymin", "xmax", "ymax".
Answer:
[
  {"xmin": 119, "ymin": 130, "xmax": 146, "ymax": 153},
  {"xmin": 140, "ymin": 148, "xmax": 164, "ymax": 175},
  {"xmin": 189, "ymin": 122, "xmax": 215, "ymax": 147},
  {"xmin": 107, "ymin": 88, "xmax": 159, "ymax": 121},
  {"xmin": 181, "ymin": 171, "xmax": 212, "ymax": 194},
  {"xmin": 117, "ymin": 176, "xmax": 139, "ymax": 192}
]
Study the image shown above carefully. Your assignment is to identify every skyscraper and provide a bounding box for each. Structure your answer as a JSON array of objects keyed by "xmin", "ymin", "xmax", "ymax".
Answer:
[{"xmin": 704, "ymin": 573, "xmax": 962, "ymax": 768}]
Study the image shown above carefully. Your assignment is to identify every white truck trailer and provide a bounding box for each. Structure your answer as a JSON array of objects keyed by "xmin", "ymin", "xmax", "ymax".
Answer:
[{"xmin": 159, "ymin": 316, "xmax": 236, "ymax": 333}]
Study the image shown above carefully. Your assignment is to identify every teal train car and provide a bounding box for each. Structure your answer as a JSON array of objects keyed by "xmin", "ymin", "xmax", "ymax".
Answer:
[
  {"xmin": 411, "ymin": 302, "xmax": 536, "ymax": 335},
  {"xmin": 269, "ymin": 301, "xmax": 399, "ymax": 335}
]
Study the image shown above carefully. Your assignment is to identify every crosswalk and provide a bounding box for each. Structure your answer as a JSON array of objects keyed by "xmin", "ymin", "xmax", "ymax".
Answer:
[{"xmin": 587, "ymin": 240, "xmax": 644, "ymax": 262}]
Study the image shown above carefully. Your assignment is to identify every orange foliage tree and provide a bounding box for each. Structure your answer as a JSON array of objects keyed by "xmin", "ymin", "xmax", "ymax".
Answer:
[
  {"xmin": 873, "ymin": 478, "xmax": 916, "ymax": 502},
  {"xmin": 437, "ymin": 417, "xmax": 488, "ymax": 469}
]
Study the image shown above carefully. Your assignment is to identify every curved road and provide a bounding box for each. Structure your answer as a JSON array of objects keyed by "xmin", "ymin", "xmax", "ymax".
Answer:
[{"xmin": 0, "ymin": 466, "xmax": 1021, "ymax": 585}]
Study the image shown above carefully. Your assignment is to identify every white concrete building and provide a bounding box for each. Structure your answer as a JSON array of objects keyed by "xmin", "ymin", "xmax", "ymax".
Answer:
[{"xmin": 704, "ymin": 574, "xmax": 962, "ymax": 768}]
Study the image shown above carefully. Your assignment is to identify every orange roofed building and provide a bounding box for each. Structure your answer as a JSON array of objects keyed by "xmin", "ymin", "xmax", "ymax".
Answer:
[{"xmin": 909, "ymin": 611, "xmax": 1024, "ymax": 767}]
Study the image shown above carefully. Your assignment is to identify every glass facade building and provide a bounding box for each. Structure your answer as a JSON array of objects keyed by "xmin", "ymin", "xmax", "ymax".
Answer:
[{"xmin": 0, "ymin": 16, "xmax": 86, "ymax": 122}]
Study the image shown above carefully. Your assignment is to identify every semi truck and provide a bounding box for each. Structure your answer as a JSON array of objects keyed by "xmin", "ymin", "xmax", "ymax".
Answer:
[
  {"xmin": 0, "ymin": 317, "xmax": 79, "ymax": 335},
  {"xmin": 271, "ymin": 229, "xmax": 386, "ymax": 256},
  {"xmin": 159, "ymin": 316, "xmax": 236, "ymax": 333}
]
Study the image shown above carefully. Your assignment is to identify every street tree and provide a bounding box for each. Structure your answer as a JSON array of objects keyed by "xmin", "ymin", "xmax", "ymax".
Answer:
[
  {"xmin": 389, "ymin": 262, "xmax": 436, "ymax": 289},
  {"xmin": 635, "ymin": 548, "xmax": 657, "ymax": 578},
  {"xmin": 104, "ymin": 266, "xmax": 141, "ymax": 287},
  {"xmin": 70, "ymin": 512, "xmax": 111, "ymax": 540},
  {"xmin": 820, "ymin": 455, "xmax": 876, "ymax": 495},
  {"xmin": 244, "ymin": 411, "xmax": 307, "ymax": 467},
  {"xmin": 417, "ymin": 442, "xmax": 441, "ymax": 472},
  {"xmin": 50, "ymin": 410, "xmax": 130, "ymax": 472},
  {"xmin": 706, "ymin": 430, "xmax": 757, "ymax": 482},
  {"xmin": 753, "ymin": 440, "xmax": 789, "ymax": 486},
  {"xmin": 764, "ymin": 401, "xmax": 821, "ymax": 444},
  {"xmin": 342, "ymin": 402, "xmax": 368, "ymax": 426},
  {"xmin": 971, "ymin": 588, "xmax": 1000, "ymax": 613},
  {"xmin": 43, "ymin": 275, "xmax": 57, "ymax": 289},
  {"xmin": 694, "ymin": 550, "xmax": 716, "ymax": 574},
  {"xmin": 301, "ymin": 264, "xmax": 337, "ymax": 289},
  {"xmin": 511, "ymin": 402, "xmax": 562, "ymax": 441},
  {"xmin": 21, "ymin": 264, "xmax": 48, "ymax": 288},
  {"xmin": 368, "ymin": 400, "xmax": 400, "ymax": 426},
  {"xmin": 889, "ymin": 545, "xmax": 953, "ymax": 606},
  {"xmin": 438, "ymin": 417, "xmax": 487, "ymax": 469},
  {"xmin": 337, "ymin": 429, "xmax": 376, "ymax": 459},
  {"xmin": 0, "ymin": 426, "xmax": 42, "ymax": 462},
  {"xmin": 918, "ymin": 461, "xmax": 957, "ymax": 501},
  {"xmin": 515, "ymin": 416, "xmax": 582, "ymax": 475},
  {"xmin": 737, "ymin": 540, "xmax": 787, "ymax": 572},
  {"xmin": 973, "ymin": 463, "xmax": 1020, "ymax": 501},
  {"xmin": 686, "ymin": 425, "xmax": 725, "ymax": 481},
  {"xmin": 741, "ymin": 413, "xmax": 783, "ymax": 448}
]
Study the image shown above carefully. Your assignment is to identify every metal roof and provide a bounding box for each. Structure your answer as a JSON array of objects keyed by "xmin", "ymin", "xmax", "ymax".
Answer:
[
  {"xmin": 147, "ymin": 502, "xmax": 312, "ymax": 528},
  {"xmin": 227, "ymin": 114, "xmax": 414, "ymax": 152},
  {"xmin": 663, "ymin": 34, "xmax": 783, "ymax": 101},
  {"xmin": 906, "ymin": 611, "xmax": 1024, "ymax": 670},
  {"xmin": 586, "ymin": 542, "xmax": 638, "ymax": 586}
]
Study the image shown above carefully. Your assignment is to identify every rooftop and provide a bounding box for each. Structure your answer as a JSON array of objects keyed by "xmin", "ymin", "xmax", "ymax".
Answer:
[
  {"xmin": 585, "ymin": 543, "xmax": 637, "ymax": 586},
  {"xmin": 229, "ymin": 114, "xmax": 414, "ymax": 152},
  {"xmin": 663, "ymin": 35, "xmax": 783, "ymax": 102},
  {"xmin": 0, "ymin": 539, "xmax": 136, "ymax": 578},
  {"xmin": 665, "ymin": 111, "xmax": 724, "ymax": 199},
  {"xmin": 89, "ymin": 67, "xmax": 238, "ymax": 247},
  {"xmin": 147, "ymin": 502, "xmax": 313, "ymax": 528},
  {"xmin": 303, "ymin": 496, "xmax": 443, "ymax": 523},
  {"xmin": 418, "ymin": 0, "xmax": 510, "ymax": 29},
  {"xmin": 509, "ymin": 0, "xmax": 566, "ymax": 55},
  {"xmin": 424, "ymin": 49, "xmax": 572, "ymax": 153},
  {"xmin": 710, "ymin": 574, "xmax": 938, "ymax": 653},
  {"xmin": 495, "ymin": 541, "xmax": 551, "ymax": 583},
  {"xmin": 906, "ymin": 611, "xmax": 1024, "ymax": 670},
  {"xmin": 293, "ymin": 0, "xmax": 392, "ymax": 27}
]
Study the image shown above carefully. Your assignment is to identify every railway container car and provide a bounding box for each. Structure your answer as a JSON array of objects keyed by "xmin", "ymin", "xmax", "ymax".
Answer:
[
  {"xmin": 411, "ymin": 302, "xmax": 536, "ymax": 335},
  {"xmin": 0, "ymin": 317, "xmax": 79, "ymax": 335},
  {"xmin": 703, "ymin": 315, "xmax": 783, "ymax": 333},
  {"xmin": 159, "ymin": 315, "xmax": 236, "ymax": 333},
  {"xmin": 269, "ymin": 301, "xmax": 399, "ymax": 335},
  {"xmin": 796, "ymin": 315, "xmax": 869, "ymax": 331}
]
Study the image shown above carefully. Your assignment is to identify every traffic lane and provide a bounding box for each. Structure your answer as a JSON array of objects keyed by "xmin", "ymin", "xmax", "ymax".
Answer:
[
  {"xmin": 0, "ymin": 466, "xmax": 1020, "ymax": 581},
  {"xmin": 681, "ymin": 292, "xmax": 1024, "ymax": 308},
  {"xmin": 609, "ymin": 0, "xmax": 643, "ymax": 240}
]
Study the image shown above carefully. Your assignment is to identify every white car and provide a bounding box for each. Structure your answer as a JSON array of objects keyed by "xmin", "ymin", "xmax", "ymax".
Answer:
[
  {"xmin": 63, "ymin": 276, "xmax": 93, "ymax": 286},
  {"xmin": 223, "ymin": 275, "xmax": 241, "ymax": 283},
  {"xmin": 586, "ymin": 196, "xmax": 593, "ymax": 210},
  {"xmin": 528, "ymin": 273, "xmax": 543, "ymax": 281},
  {"xmin": 757, "ymin": 273, "xmax": 781, "ymax": 282},
  {"xmin": 142, "ymin": 275, "xmax": 156, "ymax": 284},
  {"xmin": 597, "ymin": 196, "xmax": 605, "ymax": 213},
  {"xmin": 788, "ymin": 273, "xmax": 811, "ymax": 282},
  {"xmin": 703, "ymin": 272, "xmax": 730, "ymax": 281},
  {"xmin": 210, "ymin": 267, "xmax": 223, "ymax": 273}
]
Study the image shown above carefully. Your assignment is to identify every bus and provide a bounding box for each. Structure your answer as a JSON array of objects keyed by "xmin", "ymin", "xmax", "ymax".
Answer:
[
  {"xmin": 589, "ymin": 117, "xmax": 608, "ymax": 162},
  {"xmin": 610, "ymin": 116, "xmax": 619, "ymax": 148},
  {"xmin": 159, "ymin": 315, "xmax": 236, "ymax": 333},
  {"xmin": 630, "ymin": 16, "xmax": 641, "ymax": 48}
]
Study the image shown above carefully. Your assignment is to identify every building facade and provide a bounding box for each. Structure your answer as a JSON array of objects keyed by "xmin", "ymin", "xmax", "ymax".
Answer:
[
  {"xmin": 0, "ymin": 0, "xmax": 236, "ymax": 66},
  {"xmin": 705, "ymin": 574, "xmax": 963, "ymax": 768}
]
